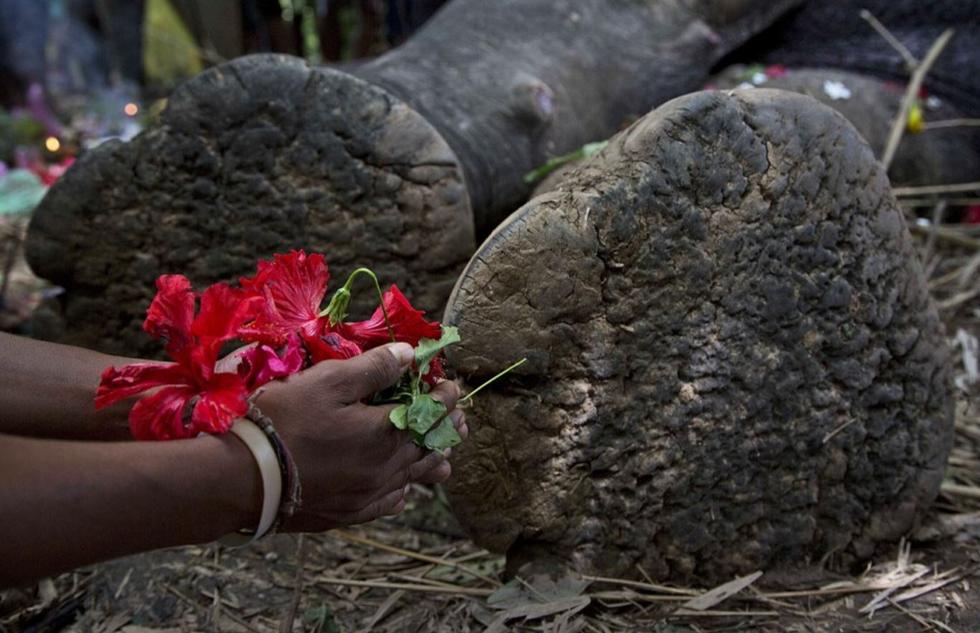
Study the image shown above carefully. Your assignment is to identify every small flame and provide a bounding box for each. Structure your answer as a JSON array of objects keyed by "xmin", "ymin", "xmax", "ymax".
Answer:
[
  {"xmin": 45, "ymin": 136, "xmax": 61, "ymax": 152},
  {"xmin": 124, "ymin": 103, "xmax": 139, "ymax": 117}
]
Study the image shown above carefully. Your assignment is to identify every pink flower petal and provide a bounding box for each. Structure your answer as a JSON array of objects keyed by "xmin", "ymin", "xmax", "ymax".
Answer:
[{"xmin": 239, "ymin": 335, "xmax": 306, "ymax": 391}]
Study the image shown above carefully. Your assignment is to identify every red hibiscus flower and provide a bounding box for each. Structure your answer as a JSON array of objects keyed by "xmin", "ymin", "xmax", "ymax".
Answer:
[
  {"xmin": 239, "ymin": 250, "xmax": 331, "ymax": 346},
  {"xmin": 305, "ymin": 331, "xmax": 365, "ymax": 363},
  {"xmin": 339, "ymin": 285, "xmax": 441, "ymax": 348},
  {"xmin": 96, "ymin": 276, "xmax": 265, "ymax": 440}
]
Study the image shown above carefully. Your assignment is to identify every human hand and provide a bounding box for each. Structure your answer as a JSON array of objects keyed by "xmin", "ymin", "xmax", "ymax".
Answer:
[{"xmin": 252, "ymin": 342, "xmax": 467, "ymax": 532}]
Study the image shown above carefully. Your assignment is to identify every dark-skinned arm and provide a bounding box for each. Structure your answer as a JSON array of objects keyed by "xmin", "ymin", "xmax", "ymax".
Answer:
[
  {"xmin": 0, "ymin": 432, "xmax": 262, "ymax": 587},
  {"xmin": 0, "ymin": 343, "xmax": 466, "ymax": 589},
  {"xmin": 0, "ymin": 333, "xmax": 135, "ymax": 440}
]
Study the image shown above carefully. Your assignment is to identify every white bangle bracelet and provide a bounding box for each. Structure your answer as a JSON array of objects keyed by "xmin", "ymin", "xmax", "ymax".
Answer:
[{"xmin": 219, "ymin": 418, "xmax": 283, "ymax": 546}]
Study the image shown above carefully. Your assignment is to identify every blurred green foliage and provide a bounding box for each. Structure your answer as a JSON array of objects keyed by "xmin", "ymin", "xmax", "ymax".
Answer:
[{"xmin": 143, "ymin": 0, "xmax": 204, "ymax": 87}]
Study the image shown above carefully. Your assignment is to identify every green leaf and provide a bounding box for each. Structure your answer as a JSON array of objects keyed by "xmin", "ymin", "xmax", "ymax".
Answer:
[
  {"xmin": 522, "ymin": 140, "xmax": 608, "ymax": 184},
  {"xmin": 406, "ymin": 394, "xmax": 446, "ymax": 434},
  {"xmin": 388, "ymin": 404, "xmax": 409, "ymax": 430},
  {"xmin": 414, "ymin": 326, "xmax": 461, "ymax": 376},
  {"xmin": 424, "ymin": 417, "xmax": 462, "ymax": 451}
]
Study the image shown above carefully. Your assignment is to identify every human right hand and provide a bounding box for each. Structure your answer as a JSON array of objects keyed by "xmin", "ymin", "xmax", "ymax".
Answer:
[{"xmin": 252, "ymin": 342, "xmax": 467, "ymax": 532}]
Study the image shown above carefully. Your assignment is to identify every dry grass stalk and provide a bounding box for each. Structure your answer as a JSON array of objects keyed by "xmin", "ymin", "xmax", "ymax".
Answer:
[
  {"xmin": 860, "ymin": 9, "xmax": 919, "ymax": 70},
  {"xmin": 909, "ymin": 224, "xmax": 980, "ymax": 250},
  {"xmin": 894, "ymin": 182, "xmax": 980, "ymax": 197},
  {"xmin": 313, "ymin": 576, "xmax": 495, "ymax": 596},
  {"xmin": 901, "ymin": 197, "xmax": 980, "ymax": 207},
  {"xmin": 941, "ymin": 483, "xmax": 980, "ymax": 501},
  {"xmin": 164, "ymin": 583, "xmax": 266, "ymax": 633},
  {"xmin": 921, "ymin": 118, "xmax": 980, "ymax": 130},
  {"xmin": 583, "ymin": 575, "xmax": 699, "ymax": 596},
  {"xmin": 880, "ymin": 28, "xmax": 955, "ymax": 168},
  {"xmin": 331, "ymin": 529, "xmax": 502, "ymax": 587}
]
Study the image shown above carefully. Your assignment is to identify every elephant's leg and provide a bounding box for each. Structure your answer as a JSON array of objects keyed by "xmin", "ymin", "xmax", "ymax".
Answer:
[
  {"xmin": 26, "ymin": 0, "xmax": 803, "ymax": 355},
  {"xmin": 444, "ymin": 89, "xmax": 953, "ymax": 583}
]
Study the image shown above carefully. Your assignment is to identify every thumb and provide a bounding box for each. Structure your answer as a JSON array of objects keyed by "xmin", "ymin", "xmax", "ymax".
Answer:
[{"xmin": 334, "ymin": 342, "xmax": 414, "ymax": 403}]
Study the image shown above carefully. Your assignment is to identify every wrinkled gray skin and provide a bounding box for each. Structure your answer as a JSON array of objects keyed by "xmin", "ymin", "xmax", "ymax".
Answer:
[
  {"xmin": 26, "ymin": 57, "xmax": 471, "ymax": 356},
  {"xmin": 25, "ymin": 0, "xmax": 801, "ymax": 356},
  {"xmin": 445, "ymin": 90, "xmax": 953, "ymax": 583}
]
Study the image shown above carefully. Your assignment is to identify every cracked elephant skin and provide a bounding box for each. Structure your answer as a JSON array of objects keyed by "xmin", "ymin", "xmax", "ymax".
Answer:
[{"xmin": 444, "ymin": 89, "xmax": 954, "ymax": 583}]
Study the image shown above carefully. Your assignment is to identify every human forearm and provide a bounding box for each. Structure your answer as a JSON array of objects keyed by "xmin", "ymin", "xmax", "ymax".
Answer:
[
  {"xmin": 0, "ymin": 432, "xmax": 261, "ymax": 587},
  {"xmin": 0, "ymin": 333, "xmax": 135, "ymax": 440}
]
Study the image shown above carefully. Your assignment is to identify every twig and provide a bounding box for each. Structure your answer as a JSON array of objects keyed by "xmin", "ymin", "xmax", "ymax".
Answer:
[
  {"xmin": 388, "ymin": 573, "xmax": 465, "ymax": 589},
  {"xmin": 885, "ymin": 597, "xmax": 949, "ymax": 633},
  {"xmin": 941, "ymin": 482, "xmax": 980, "ymax": 500},
  {"xmin": 860, "ymin": 9, "xmax": 919, "ymax": 70},
  {"xmin": 313, "ymin": 576, "xmax": 494, "ymax": 596},
  {"xmin": 331, "ymin": 530, "xmax": 501, "ymax": 586},
  {"xmin": 113, "ymin": 568, "xmax": 133, "ymax": 600},
  {"xmin": 823, "ymin": 418, "xmax": 858, "ymax": 444},
  {"xmin": 900, "ymin": 198, "xmax": 980, "ymax": 207},
  {"xmin": 881, "ymin": 29, "xmax": 954, "ymax": 169},
  {"xmin": 279, "ymin": 535, "xmax": 306, "ymax": 633},
  {"xmin": 923, "ymin": 202, "xmax": 947, "ymax": 272},
  {"xmin": 921, "ymin": 118, "xmax": 980, "ymax": 130},
  {"xmin": 671, "ymin": 608, "xmax": 779, "ymax": 617},
  {"xmin": 402, "ymin": 550, "xmax": 489, "ymax": 578},
  {"xmin": 909, "ymin": 224, "xmax": 980, "ymax": 250},
  {"xmin": 893, "ymin": 182, "xmax": 980, "ymax": 197},
  {"xmin": 164, "ymin": 584, "xmax": 265, "ymax": 633},
  {"xmin": 891, "ymin": 568, "xmax": 976, "ymax": 604},
  {"xmin": 937, "ymin": 287, "xmax": 980, "ymax": 311},
  {"xmin": 583, "ymin": 574, "xmax": 699, "ymax": 596}
]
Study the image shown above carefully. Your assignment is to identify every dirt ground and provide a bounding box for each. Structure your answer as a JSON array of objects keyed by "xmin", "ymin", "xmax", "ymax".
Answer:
[{"xmin": 1, "ymin": 492, "xmax": 979, "ymax": 633}]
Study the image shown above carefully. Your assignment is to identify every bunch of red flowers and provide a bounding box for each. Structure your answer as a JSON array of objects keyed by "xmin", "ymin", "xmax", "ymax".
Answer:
[{"xmin": 95, "ymin": 250, "xmax": 445, "ymax": 441}]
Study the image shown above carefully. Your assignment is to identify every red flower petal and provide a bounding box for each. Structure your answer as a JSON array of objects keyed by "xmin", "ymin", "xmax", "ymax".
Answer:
[
  {"xmin": 129, "ymin": 385, "xmax": 197, "ymax": 440},
  {"xmin": 95, "ymin": 361, "xmax": 188, "ymax": 409},
  {"xmin": 305, "ymin": 331, "xmax": 364, "ymax": 363},
  {"xmin": 190, "ymin": 373, "xmax": 250, "ymax": 435},
  {"xmin": 187, "ymin": 282, "xmax": 265, "ymax": 374},
  {"xmin": 764, "ymin": 64, "xmax": 788, "ymax": 78},
  {"xmin": 422, "ymin": 354, "xmax": 447, "ymax": 388},
  {"xmin": 339, "ymin": 285, "xmax": 440, "ymax": 349},
  {"xmin": 144, "ymin": 275, "xmax": 195, "ymax": 355},
  {"xmin": 240, "ymin": 250, "xmax": 329, "ymax": 345},
  {"xmin": 965, "ymin": 205, "xmax": 980, "ymax": 225},
  {"xmin": 193, "ymin": 283, "xmax": 264, "ymax": 342}
]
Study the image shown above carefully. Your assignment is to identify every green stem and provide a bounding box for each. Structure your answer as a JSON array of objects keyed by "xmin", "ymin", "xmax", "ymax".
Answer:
[
  {"xmin": 346, "ymin": 267, "xmax": 396, "ymax": 343},
  {"xmin": 322, "ymin": 267, "xmax": 396, "ymax": 342},
  {"xmin": 459, "ymin": 358, "xmax": 527, "ymax": 404}
]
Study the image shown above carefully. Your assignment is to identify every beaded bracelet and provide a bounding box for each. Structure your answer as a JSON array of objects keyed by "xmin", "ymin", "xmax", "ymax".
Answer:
[{"xmin": 218, "ymin": 404, "xmax": 302, "ymax": 546}]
